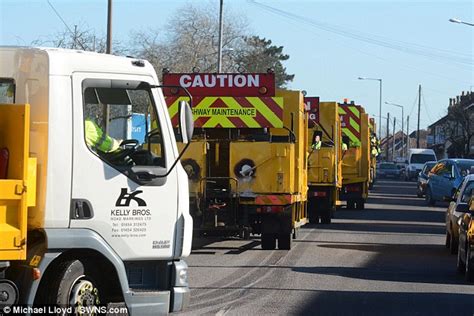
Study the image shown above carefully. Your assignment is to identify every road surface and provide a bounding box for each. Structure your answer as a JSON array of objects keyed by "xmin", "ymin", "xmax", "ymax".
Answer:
[{"xmin": 179, "ymin": 179, "xmax": 474, "ymax": 315}]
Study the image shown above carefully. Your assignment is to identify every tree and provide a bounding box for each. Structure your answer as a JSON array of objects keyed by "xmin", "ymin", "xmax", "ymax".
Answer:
[
  {"xmin": 32, "ymin": 23, "xmax": 126, "ymax": 54},
  {"xmin": 131, "ymin": 4, "xmax": 247, "ymax": 77},
  {"xmin": 131, "ymin": 4, "xmax": 294, "ymax": 87},
  {"xmin": 235, "ymin": 36, "xmax": 294, "ymax": 88}
]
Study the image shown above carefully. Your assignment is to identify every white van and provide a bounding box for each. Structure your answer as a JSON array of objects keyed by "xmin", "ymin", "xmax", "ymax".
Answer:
[{"xmin": 405, "ymin": 148, "xmax": 437, "ymax": 180}]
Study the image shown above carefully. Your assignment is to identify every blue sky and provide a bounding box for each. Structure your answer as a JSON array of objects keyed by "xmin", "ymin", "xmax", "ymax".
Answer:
[{"xmin": 1, "ymin": 0, "xmax": 472, "ymax": 136}]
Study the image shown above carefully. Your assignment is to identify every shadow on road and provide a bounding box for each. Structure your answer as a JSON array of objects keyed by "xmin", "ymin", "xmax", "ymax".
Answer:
[
  {"xmin": 295, "ymin": 290, "xmax": 474, "ymax": 316},
  {"xmin": 191, "ymin": 239, "xmax": 261, "ymax": 255},
  {"xmin": 305, "ymin": 221, "xmax": 444, "ymax": 235},
  {"xmin": 334, "ymin": 208, "xmax": 444, "ymax": 223}
]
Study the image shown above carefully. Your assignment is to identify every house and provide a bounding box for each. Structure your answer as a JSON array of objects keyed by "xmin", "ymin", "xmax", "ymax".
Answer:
[{"xmin": 427, "ymin": 91, "xmax": 474, "ymax": 159}]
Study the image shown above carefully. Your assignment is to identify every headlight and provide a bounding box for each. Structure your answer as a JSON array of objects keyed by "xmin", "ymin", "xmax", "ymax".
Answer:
[
  {"xmin": 182, "ymin": 159, "xmax": 201, "ymax": 181},
  {"xmin": 234, "ymin": 159, "xmax": 256, "ymax": 179}
]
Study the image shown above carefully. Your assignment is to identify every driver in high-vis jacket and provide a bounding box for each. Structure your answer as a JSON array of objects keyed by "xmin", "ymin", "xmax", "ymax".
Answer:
[{"xmin": 85, "ymin": 118, "xmax": 121, "ymax": 153}]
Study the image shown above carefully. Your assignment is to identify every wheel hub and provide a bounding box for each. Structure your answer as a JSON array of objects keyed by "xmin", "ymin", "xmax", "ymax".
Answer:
[
  {"xmin": 70, "ymin": 280, "xmax": 100, "ymax": 314},
  {"xmin": 0, "ymin": 281, "xmax": 18, "ymax": 306}
]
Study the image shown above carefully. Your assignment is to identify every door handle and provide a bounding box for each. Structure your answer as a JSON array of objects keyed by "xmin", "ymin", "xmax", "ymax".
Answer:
[{"xmin": 71, "ymin": 199, "xmax": 94, "ymax": 219}]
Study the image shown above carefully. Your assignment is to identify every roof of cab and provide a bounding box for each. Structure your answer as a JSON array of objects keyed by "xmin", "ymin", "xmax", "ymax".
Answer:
[{"xmin": 0, "ymin": 46, "xmax": 157, "ymax": 78}]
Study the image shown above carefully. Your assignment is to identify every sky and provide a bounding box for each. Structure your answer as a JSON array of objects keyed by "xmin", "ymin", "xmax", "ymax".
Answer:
[{"xmin": 1, "ymin": 0, "xmax": 472, "ymax": 137}]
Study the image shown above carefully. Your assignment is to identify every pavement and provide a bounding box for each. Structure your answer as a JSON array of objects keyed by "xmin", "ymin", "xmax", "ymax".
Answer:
[{"xmin": 178, "ymin": 179, "xmax": 474, "ymax": 316}]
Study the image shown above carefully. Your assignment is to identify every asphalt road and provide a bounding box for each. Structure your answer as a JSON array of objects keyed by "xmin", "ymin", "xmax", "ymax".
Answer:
[{"xmin": 179, "ymin": 179, "xmax": 474, "ymax": 316}]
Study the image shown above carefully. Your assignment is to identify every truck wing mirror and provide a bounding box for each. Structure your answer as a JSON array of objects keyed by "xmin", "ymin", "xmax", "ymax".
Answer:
[
  {"xmin": 146, "ymin": 84, "xmax": 194, "ymax": 179},
  {"xmin": 179, "ymin": 101, "xmax": 194, "ymax": 144}
]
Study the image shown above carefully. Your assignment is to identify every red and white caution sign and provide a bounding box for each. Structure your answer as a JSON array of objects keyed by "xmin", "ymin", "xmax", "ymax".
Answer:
[
  {"xmin": 162, "ymin": 73, "xmax": 275, "ymax": 97},
  {"xmin": 166, "ymin": 96, "xmax": 283, "ymax": 128},
  {"xmin": 163, "ymin": 73, "xmax": 283, "ymax": 128}
]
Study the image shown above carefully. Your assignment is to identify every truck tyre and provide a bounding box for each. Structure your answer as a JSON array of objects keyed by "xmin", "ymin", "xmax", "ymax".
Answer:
[
  {"xmin": 445, "ymin": 231, "xmax": 451, "ymax": 249},
  {"xmin": 457, "ymin": 242, "xmax": 465, "ymax": 273},
  {"xmin": 308, "ymin": 209, "xmax": 319, "ymax": 224},
  {"xmin": 356, "ymin": 200, "xmax": 365, "ymax": 210},
  {"xmin": 42, "ymin": 259, "xmax": 106, "ymax": 311},
  {"xmin": 292, "ymin": 228, "xmax": 298, "ymax": 240},
  {"xmin": 466, "ymin": 247, "xmax": 474, "ymax": 282},
  {"xmin": 0, "ymin": 280, "xmax": 18, "ymax": 307},
  {"xmin": 240, "ymin": 227, "xmax": 251, "ymax": 240},
  {"xmin": 321, "ymin": 209, "xmax": 331, "ymax": 224},
  {"xmin": 346, "ymin": 200, "xmax": 355, "ymax": 210},
  {"xmin": 261, "ymin": 234, "xmax": 276, "ymax": 250},
  {"xmin": 450, "ymin": 232, "xmax": 458, "ymax": 255},
  {"xmin": 277, "ymin": 233, "xmax": 292, "ymax": 250}
]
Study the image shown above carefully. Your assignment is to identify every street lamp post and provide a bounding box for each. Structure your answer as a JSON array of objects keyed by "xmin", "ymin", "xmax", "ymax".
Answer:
[
  {"xmin": 449, "ymin": 18, "xmax": 474, "ymax": 27},
  {"xmin": 385, "ymin": 102, "xmax": 405, "ymax": 158},
  {"xmin": 217, "ymin": 0, "xmax": 224, "ymax": 73},
  {"xmin": 358, "ymin": 77, "xmax": 383, "ymax": 138}
]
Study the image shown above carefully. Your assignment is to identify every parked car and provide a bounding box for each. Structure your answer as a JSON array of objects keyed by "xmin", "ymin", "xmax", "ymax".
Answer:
[
  {"xmin": 416, "ymin": 161, "xmax": 437, "ymax": 197},
  {"xmin": 376, "ymin": 162, "xmax": 400, "ymax": 179},
  {"xmin": 445, "ymin": 175, "xmax": 474, "ymax": 255},
  {"xmin": 425, "ymin": 159, "xmax": 474, "ymax": 206},
  {"xmin": 456, "ymin": 192, "xmax": 474, "ymax": 281},
  {"xmin": 405, "ymin": 148, "xmax": 437, "ymax": 181}
]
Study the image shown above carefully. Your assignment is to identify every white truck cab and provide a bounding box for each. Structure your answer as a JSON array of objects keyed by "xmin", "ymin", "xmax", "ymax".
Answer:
[
  {"xmin": 405, "ymin": 148, "xmax": 437, "ymax": 181},
  {"xmin": 0, "ymin": 47, "xmax": 193, "ymax": 314}
]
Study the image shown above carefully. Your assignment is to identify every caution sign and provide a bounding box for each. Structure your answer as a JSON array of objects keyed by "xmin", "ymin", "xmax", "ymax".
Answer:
[
  {"xmin": 338, "ymin": 103, "xmax": 362, "ymax": 146},
  {"xmin": 166, "ymin": 96, "xmax": 284, "ymax": 128},
  {"xmin": 304, "ymin": 97, "xmax": 320, "ymax": 127},
  {"xmin": 162, "ymin": 73, "xmax": 275, "ymax": 97}
]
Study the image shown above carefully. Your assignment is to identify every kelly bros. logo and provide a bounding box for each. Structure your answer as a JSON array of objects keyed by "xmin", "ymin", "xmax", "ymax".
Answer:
[{"xmin": 115, "ymin": 188, "xmax": 147, "ymax": 207}]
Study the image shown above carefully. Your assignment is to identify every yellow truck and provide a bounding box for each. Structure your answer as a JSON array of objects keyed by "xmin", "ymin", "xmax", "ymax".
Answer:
[
  {"xmin": 231, "ymin": 89, "xmax": 309, "ymax": 249},
  {"xmin": 163, "ymin": 72, "xmax": 283, "ymax": 239},
  {"xmin": 0, "ymin": 47, "xmax": 194, "ymax": 313},
  {"xmin": 338, "ymin": 100, "xmax": 370, "ymax": 209},
  {"xmin": 305, "ymin": 98, "xmax": 342, "ymax": 224},
  {"xmin": 164, "ymin": 73, "xmax": 308, "ymax": 249}
]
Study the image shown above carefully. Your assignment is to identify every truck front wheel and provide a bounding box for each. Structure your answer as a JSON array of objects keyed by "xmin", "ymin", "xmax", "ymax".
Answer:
[{"xmin": 43, "ymin": 259, "xmax": 106, "ymax": 312}]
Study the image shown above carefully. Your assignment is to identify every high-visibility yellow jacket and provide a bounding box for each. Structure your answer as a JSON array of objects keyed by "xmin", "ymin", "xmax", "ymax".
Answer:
[
  {"xmin": 85, "ymin": 119, "xmax": 120, "ymax": 152},
  {"xmin": 311, "ymin": 140, "xmax": 322, "ymax": 150}
]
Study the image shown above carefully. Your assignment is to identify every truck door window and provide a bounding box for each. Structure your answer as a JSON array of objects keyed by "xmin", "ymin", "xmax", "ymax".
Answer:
[
  {"xmin": 0, "ymin": 79, "xmax": 15, "ymax": 103},
  {"xmin": 82, "ymin": 81, "xmax": 166, "ymax": 182}
]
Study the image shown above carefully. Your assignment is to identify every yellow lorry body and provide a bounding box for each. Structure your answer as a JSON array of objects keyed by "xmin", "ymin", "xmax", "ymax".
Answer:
[
  {"xmin": 339, "ymin": 103, "xmax": 370, "ymax": 209},
  {"xmin": 0, "ymin": 104, "xmax": 36, "ymax": 261},
  {"xmin": 306, "ymin": 101, "xmax": 342, "ymax": 224},
  {"xmin": 229, "ymin": 89, "xmax": 308, "ymax": 249}
]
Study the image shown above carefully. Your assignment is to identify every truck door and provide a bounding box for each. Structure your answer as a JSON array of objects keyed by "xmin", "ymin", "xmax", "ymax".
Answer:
[{"xmin": 70, "ymin": 73, "xmax": 179, "ymax": 260}]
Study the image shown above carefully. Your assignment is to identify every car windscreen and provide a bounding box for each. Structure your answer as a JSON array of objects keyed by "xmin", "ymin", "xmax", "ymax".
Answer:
[
  {"xmin": 457, "ymin": 161, "xmax": 474, "ymax": 177},
  {"xmin": 461, "ymin": 181, "xmax": 474, "ymax": 203},
  {"xmin": 410, "ymin": 154, "xmax": 436, "ymax": 164}
]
